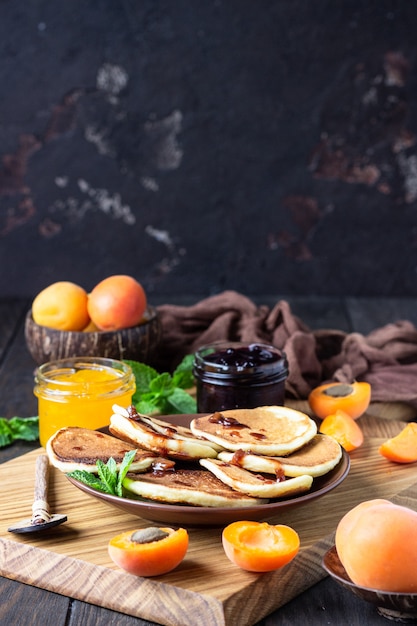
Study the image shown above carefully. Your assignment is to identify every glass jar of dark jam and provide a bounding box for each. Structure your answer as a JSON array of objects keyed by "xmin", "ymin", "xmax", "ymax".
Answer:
[{"xmin": 193, "ymin": 341, "xmax": 289, "ymax": 413}]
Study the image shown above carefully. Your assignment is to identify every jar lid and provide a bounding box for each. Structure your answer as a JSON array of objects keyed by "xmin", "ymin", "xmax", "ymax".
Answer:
[
  {"xmin": 193, "ymin": 341, "xmax": 288, "ymax": 384},
  {"xmin": 34, "ymin": 356, "xmax": 135, "ymax": 398}
]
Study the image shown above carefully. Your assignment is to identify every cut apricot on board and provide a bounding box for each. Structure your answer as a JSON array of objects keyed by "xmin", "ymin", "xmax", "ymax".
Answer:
[
  {"xmin": 308, "ymin": 381, "xmax": 371, "ymax": 420},
  {"xmin": 319, "ymin": 409, "xmax": 364, "ymax": 452},
  {"xmin": 108, "ymin": 527, "xmax": 188, "ymax": 577},
  {"xmin": 222, "ymin": 521, "xmax": 300, "ymax": 572},
  {"xmin": 379, "ymin": 422, "xmax": 417, "ymax": 464}
]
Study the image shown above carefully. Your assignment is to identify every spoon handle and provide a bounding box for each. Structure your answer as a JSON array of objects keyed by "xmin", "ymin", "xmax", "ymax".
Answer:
[{"xmin": 31, "ymin": 454, "xmax": 51, "ymax": 524}]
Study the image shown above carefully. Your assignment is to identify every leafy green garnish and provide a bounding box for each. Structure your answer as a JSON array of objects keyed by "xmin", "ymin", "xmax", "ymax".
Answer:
[
  {"xmin": 67, "ymin": 449, "xmax": 137, "ymax": 496},
  {"xmin": 124, "ymin": 354, "xmax": 197, "ymax": 415},
  {"xmin": 0, "ymin": 416, "xmax": 39, "ymax": 447}
]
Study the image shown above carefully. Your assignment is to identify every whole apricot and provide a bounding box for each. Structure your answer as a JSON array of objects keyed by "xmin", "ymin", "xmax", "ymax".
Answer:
[
  {"xmin": 32, "ymin": 281, "xmax": 90, "ymax": 331},
  {"xmin": 335, "ymin": 499, "xmax": 417, "ymax": 592},
  {"xmin": 87, "ymin": 275, "xmax": 147, "ymax": 331}
]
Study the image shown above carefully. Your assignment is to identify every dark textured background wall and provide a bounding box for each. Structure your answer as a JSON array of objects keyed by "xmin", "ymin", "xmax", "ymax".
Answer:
[{"xmin": 1, "ymin": 0, "xmax": 417, "ymax": 299}]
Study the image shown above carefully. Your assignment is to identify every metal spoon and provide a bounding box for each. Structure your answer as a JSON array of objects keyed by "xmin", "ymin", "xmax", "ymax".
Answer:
[{"xmin": 8, "ymin": 454, "xmax": 67, "ymax": 534}]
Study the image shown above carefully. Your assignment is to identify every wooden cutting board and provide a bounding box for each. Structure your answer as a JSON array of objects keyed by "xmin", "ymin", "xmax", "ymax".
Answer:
[{"xmin": 1, "ymin": 436, "xmax": 417, "ymax": 626}]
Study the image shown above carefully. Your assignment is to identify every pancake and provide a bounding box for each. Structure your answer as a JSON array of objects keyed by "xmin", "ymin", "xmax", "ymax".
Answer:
[
  {"xmin": 123, "ymin": 468, "xmax": 267, "ymax": 507},
  {"xmin": 217, "ymin": 433, "xmax": 343, "ymax": 478},
  {"xmin": 46, "ymin": 426, "xmax": 169, "ymax": 473},
  {"xmin": 190, "ymin": 406, "xmax": 317, "ymax": 456},
  {"xmin": 109, "ymin": 404, "xmax": 222, "ymax": 461},
  {"xmin": 200, "ymin": 458, "xmax": 313, "ymax": 499}
]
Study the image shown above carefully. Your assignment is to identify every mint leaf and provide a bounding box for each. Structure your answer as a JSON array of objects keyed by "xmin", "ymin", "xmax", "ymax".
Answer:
[
  {"xmin": 96, "ymin": 458, "xmax": 118, "ymax": 494},
  {"xmin": 0, "ymin": 416, "xmax": 39, "ymax": 448},
  {"xmin": 0, "ymin": 421, "xmax": 14, "ymax": 447},
  {"xmin": 8, "ymin": 416, "xmax": 39, "ymax": 441},
  {"xmin": 167, "ymin": 387, "xmax": 197, "ymax": 414},
  {"xmin": 136, "ymin": 396, "xmax": 162, "ymax": 415},
  {"xmin": 124, "ymin": 360, "xmax": 159, "ymax": 405},
  {"xmin": 67, "ymin": 450, "xmax": 138, "ymax": 497},
  {"xmin": 124, "ymin": 354, "xmax": 197, "ymax": 416},
  {"xmin": 67, "ymin": 470, "xmax": 111, "ymax": 493},
  {"xmin": 117, "ymin": 449, "xmax": 137, "ymax": 496},
  {"xmin": 124, "ymin": 360, "xmax": 158, "ymax": 389},
  {"xmin": 149, "ymin": 372, "xmax": 175, "ymax": 395},
  {"xmin": 172, "ymin": 355, "xmax": 196, "ymax": 389}
]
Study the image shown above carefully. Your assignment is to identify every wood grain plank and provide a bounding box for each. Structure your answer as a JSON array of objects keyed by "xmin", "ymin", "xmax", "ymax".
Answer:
[
  {"xmin": 0, "ymin": 300, "xmax": 38, "ymax": 419},
  {"xmin": 69, "ymin": 601, "xmax": 165, "ymax": 626},
  {"xmin": 0, "ymin": 540, "xmax": 225, "ymax": 626},
  {"xmin": 0, "ymin": 298, "xmax": 28, "ymax": 361},
  {"xmin": 0, "ymin": 417, "xmax": 416, "ymax": 626},
  {"xmin": 0, "ymin": 576, "xmax": 70, "ymax": 626}
]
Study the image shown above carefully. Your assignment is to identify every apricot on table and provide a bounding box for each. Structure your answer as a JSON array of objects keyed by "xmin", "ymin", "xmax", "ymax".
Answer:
[
  {"xmin": 87, "ymin": 275, "xmax": 147, "ymax": 331},
  {"xmin": 335, "ymin": 499, "xmax": 417, "ymax": 592},
  {"xmin": 308, "ymin": 381, "xmax": 371, "ymax": 420},
  {"xmin": 319, "ymin": 409, "xmax": 364, "ymax": 452},
  {"xmin": 32, "ymin": 281, "xmax": 90, "ymax": 331},
  {"xmin": 379, "ymin": 422, "xmax": 417, "ymax": 463}
]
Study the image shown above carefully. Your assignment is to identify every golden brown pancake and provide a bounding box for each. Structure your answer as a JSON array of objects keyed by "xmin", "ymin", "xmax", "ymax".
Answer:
[
  {"xmin": 200, "ymin": 458, "xmax": 313, "ymax": 499},
  {"xmin": 46, "ymin": 426, "xmax": 169, "ymax": 473},
  {"xmin": 123, "ymin": 468, "xmax": 268, "ymax": 507},
  {"xmin": 190, "ymin": 406, "xmax": 317, "ymax": 456},
  {"xmin": 109, "ymin": 404, "xmax": 222, "ymax": 461},
  {"xmin": 218, "ymin": 433, "xmax": 342, "ymax": 478}
]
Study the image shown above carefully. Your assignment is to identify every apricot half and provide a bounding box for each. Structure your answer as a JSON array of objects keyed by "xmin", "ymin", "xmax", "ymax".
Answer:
[
  {"xmin": 335, "ymin": 499, "xmax": 417, "ymax": 592},
  {"xmin": 87, "ymin": 275, "xmax": 147, "ymax": 331},
  {"xmin": 222, "ymin": 521, "xmax": 300, "ymax": 572},
  {"xmin": 108, "ymin": 527, "xmax": 188, "ymax": 577},
  {"xmin": 308, "ymin": 381, "xmax": 371, "ymax": 420}
]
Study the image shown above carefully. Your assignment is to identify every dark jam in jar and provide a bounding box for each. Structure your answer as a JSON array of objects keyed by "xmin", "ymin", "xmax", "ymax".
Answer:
[{"xmin": 193, "ymin": 341, "xmax": 289, "ymax": 413}]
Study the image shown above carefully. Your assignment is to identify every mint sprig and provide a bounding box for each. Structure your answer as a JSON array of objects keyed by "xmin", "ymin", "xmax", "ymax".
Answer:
[
  {"xmin": 67, "ymin": 449, "xmax": 137, "ymax": 496},
  {"xmin": 124, "ymin": 354, "xmax": 197, "ymax": 415},
  {"xmin": 0, "ymin": 416, "xmax": 39, "ymax": 447}
]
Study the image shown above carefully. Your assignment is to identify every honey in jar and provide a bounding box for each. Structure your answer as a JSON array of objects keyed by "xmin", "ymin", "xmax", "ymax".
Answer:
[{"xmin": 34, "ymin": 357, "xmax": 136, "ymax": 447}]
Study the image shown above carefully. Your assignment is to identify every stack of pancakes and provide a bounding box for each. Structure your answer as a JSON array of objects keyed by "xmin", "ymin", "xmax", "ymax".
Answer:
[{"xmin": 47, "ymin": 404, "xmax": 342, "ymax": 508}]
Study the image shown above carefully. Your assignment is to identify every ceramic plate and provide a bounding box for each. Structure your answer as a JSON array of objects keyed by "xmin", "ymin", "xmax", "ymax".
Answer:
[{"xmin": 66, "ymin": 413, "xmax": 350, "ymax": 527}]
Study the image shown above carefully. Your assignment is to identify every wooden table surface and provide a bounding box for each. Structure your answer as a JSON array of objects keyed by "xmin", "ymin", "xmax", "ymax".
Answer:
[{"xmin": 1, "ymin": 295, "xmax": 416, "ymax": 626}]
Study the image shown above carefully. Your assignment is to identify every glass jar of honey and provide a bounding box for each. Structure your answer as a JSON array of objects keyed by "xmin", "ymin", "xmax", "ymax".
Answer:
[
  {"xmin": 34, "ymin": 357, "xmax": 136, "ymax": 447},
  {"xmin": 193, "ymin": 341, "xmax": 289, "ymax": 413}
]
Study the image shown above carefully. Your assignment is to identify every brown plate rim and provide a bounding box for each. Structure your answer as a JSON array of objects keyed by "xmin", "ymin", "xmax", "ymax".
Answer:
[{"xmin": 65, "ymin": 413, "xmax": 350, "ymax": 527}]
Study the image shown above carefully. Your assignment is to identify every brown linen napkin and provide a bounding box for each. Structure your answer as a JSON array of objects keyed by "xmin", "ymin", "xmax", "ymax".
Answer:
[
  {"xmin": 331, "ymin": 321, "xmax": 417, "ymax": 407},
  {"xmin": 155, "ymin": 291, "xmax": 417, "ymax": 409}
]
